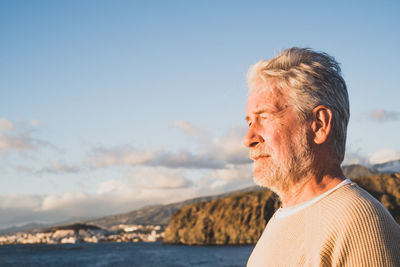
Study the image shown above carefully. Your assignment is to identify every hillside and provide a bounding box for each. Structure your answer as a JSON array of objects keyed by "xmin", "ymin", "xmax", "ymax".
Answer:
[
  {"xmin": 84, "ymin": 186, "xmax": 262, "ymax": 229},
  {"xmin": 373, "ymin": 159, "xmax": 400, "ymax": 173},
  {"xmin": 163, "ymin": 172, "xmax": 400, "ymax": 245},
  {"xmin": 342, "ymin": 164, "xmax": 376, "ymax": 177},
  {"xmin": 163, "ymin": 189, "xmax": 279, "ymax": 245}
]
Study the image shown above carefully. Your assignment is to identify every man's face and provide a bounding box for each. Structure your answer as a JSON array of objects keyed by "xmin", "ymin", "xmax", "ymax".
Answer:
[{"xmin": 244, "ymin": 81, "xmax": 313, "ymax": 193}]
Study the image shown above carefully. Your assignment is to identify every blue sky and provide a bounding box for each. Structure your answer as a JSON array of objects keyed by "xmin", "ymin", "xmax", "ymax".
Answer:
[{"xmin": 0, "ymin": 0, "xmax": 399, "ymax": 228}]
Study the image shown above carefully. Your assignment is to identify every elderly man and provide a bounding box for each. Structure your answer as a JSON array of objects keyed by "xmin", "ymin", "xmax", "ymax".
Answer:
[{"xmin": 244, "ymin": 47, "xmax": 400, "ymax": 266}]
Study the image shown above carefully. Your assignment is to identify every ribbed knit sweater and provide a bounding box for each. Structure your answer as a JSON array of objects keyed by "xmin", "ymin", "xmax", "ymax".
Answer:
[{"xmin": 247, "ymin": 183, "xmax": 400, "ymax": 267}]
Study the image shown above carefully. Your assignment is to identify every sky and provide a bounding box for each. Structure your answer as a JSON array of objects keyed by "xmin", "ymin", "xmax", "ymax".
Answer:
[{"xmin": 0, "ymin": 0, "xmax": 399, "ymax": 229}]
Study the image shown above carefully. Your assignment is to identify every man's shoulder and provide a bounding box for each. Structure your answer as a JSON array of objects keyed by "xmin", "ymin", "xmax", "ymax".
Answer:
[
  {"xmin": 313, "ymin": 183, "xmax": 400, "ymax": 266},
  {"xmin": 316, "ymin": 182, "xmax": 399, "ymax": 232},
  {"xmin": 321, "ymin": 182, "xmax": 388, "ymax": 214}
]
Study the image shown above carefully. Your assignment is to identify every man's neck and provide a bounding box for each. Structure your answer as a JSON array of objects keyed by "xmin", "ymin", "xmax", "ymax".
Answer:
[{"xmin": 279, "ymin": 168, "xmax": 345, "ymax": 208}]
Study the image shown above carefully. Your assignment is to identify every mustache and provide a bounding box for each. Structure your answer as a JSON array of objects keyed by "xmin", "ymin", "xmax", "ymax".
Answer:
[{"xmin": 249, "ymin": 147, "xmax": 270, "ymax": 160}]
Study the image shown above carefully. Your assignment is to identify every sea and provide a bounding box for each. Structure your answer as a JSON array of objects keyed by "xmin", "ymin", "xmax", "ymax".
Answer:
[{"xmin": 0, "ymin": 242, "xmax": 253, "ymax": 267}]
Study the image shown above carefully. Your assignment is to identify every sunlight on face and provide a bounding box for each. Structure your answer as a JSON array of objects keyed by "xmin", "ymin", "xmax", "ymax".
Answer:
[
  {"xmin": 252, "ymin": 125, "xmax": 313, "ymax": 193},
  {"xmin": 244, "ymin": 83, "xmax": 314, "ymax": 194}
]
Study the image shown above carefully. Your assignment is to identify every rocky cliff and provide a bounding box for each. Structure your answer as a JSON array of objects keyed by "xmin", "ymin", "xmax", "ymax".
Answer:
[
  {"xmin": 85, "ymin": 186, "xmax": 263, "ymax": 229},
  {"xmin": 163, "ymin": 173, "xmax": 400, "ymax": 245},
  {"xmin": 163, "ymin": 189, "xmax": 280, "ymax": 245}
]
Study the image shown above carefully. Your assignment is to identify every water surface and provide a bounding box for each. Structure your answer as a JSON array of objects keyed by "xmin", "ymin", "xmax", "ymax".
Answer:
[{"xmin": 0, "ymin": 242, "xmax": 253, "ymax": 267}]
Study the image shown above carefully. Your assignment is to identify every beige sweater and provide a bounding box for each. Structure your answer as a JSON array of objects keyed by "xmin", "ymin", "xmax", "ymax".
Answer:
[{"xmin": 247, "ymin": 183, "xmax": 400, "ymax": 267}]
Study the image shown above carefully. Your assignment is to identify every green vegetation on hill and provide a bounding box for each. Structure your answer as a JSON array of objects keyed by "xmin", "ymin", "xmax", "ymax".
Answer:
[
  {"xmin": 163, "ymin": 172, "xmax": 400, "ymax": 245},
  {"xmin": 163, "ymin": 189, "xmax": 280, "ymax": 245}
]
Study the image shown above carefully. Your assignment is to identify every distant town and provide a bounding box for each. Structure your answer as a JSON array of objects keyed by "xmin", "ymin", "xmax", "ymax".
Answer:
[{"xmin": 0, "ymin": 223, "xmax": 165, "ymax": 245}]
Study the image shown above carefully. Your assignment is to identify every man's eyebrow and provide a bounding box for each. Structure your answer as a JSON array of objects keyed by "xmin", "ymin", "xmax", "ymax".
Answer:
[
  {"xmin": 253, "ymin": 108, "xmax": 276, "ymax": 114},
  {"xmin": 245, "ymin": 108, "xmax": 277, "ymax": 122}
]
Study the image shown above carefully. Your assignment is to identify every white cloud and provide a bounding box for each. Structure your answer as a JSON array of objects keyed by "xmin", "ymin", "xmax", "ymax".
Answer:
[
  {"xmin": 97, "ymin": 179, "xmax": 127, "ymax": 194},
  {"xmin": 151, "ymin": 150, "xmax": 224, "ymax": 169},
  {"xmin": 368, "ymin": 149, "xmax": 400, "ymax": 165},
  {"xmin": 37, "ymin": 192, "xmax": 88, "ymax": 212},
  {"xmin": 209, "ymin": 176, "xmax": 254, "ymax": 192},
  {"xmin": 212, "ymin": 164, "xmax": 252, "ymax": 181},
  {"xmin": 21, "ymin": 144, "xmax": 227, "ymax": 175},
  {"xmin": 31, "ymin": 119, "xmax": 41, "ymax": 127},
  {"xmin": 205, "ymin": 126, "xmax": 250, "ymax": 165},
  {"xmin": 82, "ymin": 125, "xmax": 248, "ymax": 170},
  {"xmin": 85, "ymin": 146, "xmax": 225, "ymax": 169},
  {"xmin": 173, "ymin": 120, "xmax": 205, "ymax": 136},
  {"xmin": 368, "ymin": 109, "xmax": 400, "ymax": 122},
  {"xmin": 86, "ymin": 145, "xmax": 157, "ymax": 168},
  {"xmin": 343, "ymin": 150, "xmax": 369, "ymax": 166},
  {"xmin": 38, "ymin": 161, "xmax": 81, "ymax": 174},
  {"xmin": 15, "ymin": 165, "xmax": 34, "ymax": 173},
  {"xmin": 0, "ymin": 194, "xmax": 42, "ymax": 210},
  {"xmin": 97, "ymin": 167, "xmax": 191, "ymax": 192},
  {"xmin": 21, "ymin": 122, "xmax": 250, "ymax": 174},
  {"xmin": 209, "ymin": 163, "xmax": 254, "ymax": 192},
  {"xmin": 343, "ymin": 148, "xmax": 400, "ymax": 168},
  {"xmin": 174, "ymin": 121, "xmax": 250, "ymax": 166},
  {"xmin": 0, "ymin": 118, "xmax": 49, "ymax": 153},
  {"xmin": 0, "ymin": 118, "xmax": 33, "ymax": 152},
  {"xmin": 131, "ymin": 167, "xmax": 190, "ymax": 189},
  {"xmin": 0, "ymin": 118, "xmax": 13, "ymax": 131}
]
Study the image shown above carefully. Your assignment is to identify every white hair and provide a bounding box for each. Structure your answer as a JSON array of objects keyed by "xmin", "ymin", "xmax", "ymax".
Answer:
[{"xmin": 247, "ymin": 47, "xmax": 350, "ymax": 163}]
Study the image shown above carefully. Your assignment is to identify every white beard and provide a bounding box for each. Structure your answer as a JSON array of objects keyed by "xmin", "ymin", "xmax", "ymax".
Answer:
[{"xmin": 252, "ymin": 128, "xmax": 314, "ymax": 194}]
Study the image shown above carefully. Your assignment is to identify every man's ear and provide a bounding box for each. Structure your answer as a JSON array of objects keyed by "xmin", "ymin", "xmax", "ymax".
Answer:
[{"xmin": 311, "ymin": 105, "xmax": 333, "ymax": 144}]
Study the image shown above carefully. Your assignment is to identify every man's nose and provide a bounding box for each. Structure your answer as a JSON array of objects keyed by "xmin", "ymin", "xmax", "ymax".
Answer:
[{"xmin": 243, "ymin": 125, "xmax": 264, "ymax": 148}]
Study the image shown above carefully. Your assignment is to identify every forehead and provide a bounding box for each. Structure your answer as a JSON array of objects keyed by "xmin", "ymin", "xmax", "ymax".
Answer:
[{"xmin": 246, "ymin": 81, "xmax": 288, "ymax": 114}]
